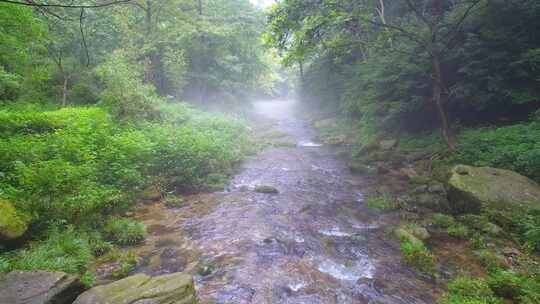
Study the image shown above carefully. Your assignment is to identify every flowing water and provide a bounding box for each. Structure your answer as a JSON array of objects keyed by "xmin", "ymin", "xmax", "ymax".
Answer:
[{"xmin": 122, "ymin": 99, "xmax": 437, "ymax": 303}]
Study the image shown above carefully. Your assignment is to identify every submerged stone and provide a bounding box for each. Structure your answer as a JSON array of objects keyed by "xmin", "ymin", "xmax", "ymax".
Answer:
[
  {"xmin": 379, "ymin": 139, "xmax": 397, "ymax": 150},
  {"xmin": 254, "ymin": 185, "xmax": 279, "ymax": 194},
  {"xmin": 0, "ymin": 270, "xmax": 85, "ymax": 304},
  {"xmin": 448, "ymin": 165, "xmax": 540, "ymax": 213},
  {"xmin": 73, "ymin": 272, "xmax": 196, "ymax": 304}
]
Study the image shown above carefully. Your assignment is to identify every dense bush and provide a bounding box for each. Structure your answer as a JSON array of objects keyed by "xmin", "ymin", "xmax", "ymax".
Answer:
[
  {"xmin": 439, "ymin": 277, "xmax": 502, "ymax": 304},
  {"xmin": 0, "ymin": 102, "xmax": 251, "ymax": 278},
  {"xmin": 450, "ymin": 122, "xmax": 540, "ymax": 182},
  {"xmin": 399, "ymin": 237, "xmax": 435, "ymax": 275}
]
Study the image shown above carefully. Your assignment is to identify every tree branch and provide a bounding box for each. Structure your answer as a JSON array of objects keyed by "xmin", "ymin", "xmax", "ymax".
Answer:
[{"xmin": 0, "ymin": 0, "xmax": 133, "ymax": 8}]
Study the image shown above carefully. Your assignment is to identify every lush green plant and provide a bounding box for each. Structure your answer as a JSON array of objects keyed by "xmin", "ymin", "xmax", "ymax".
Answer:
[
  {"xmin": 433, "ymin": 213, "xmax": 456, "ymax": 229},
  {"xmin": 447, "ymin": 224, "xmax": 470, "ymax": 239},
  {"xmin": 110, "ymin": 251, "xmax": 138, "ymax": 279},
  {"xmin": 450, "ymin": 123, "xmax": 540, "ymax": 182},
  {"xmin": 399, "ymin": 237, "xmax": 435, "ymax": 275},
  {"xmin": 470, "ymin": 233, "xmax": 486, "ymax": 250},
  {"xmin": 519, "ymin": 209, "xmax": 540, "ymax": 252},
  {"xmin": 473, "ymin": 250, "xmax": 508, "ymax": 272},
  {"xmin": 487, "ymin": 270, "xmax": 540, "ymax": 303},
  {"xmin": 2, "ymin": 227, "xmax": 94, "ymax": 282},
  {"xmin": 439, "ymin": 277, "xmax": 502, "ymax": 304},
  {"xmin": 104, "ymin": 218, "xmax": 145, "ymax": 246}
]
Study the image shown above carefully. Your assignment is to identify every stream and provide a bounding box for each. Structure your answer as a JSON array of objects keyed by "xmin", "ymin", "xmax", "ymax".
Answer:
[{"xmin": 125, "ymin": 99, "xmax": 437, "ymax": 303}]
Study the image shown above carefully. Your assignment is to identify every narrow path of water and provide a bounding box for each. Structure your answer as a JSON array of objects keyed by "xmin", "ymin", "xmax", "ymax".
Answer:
[{"xmin": 130, "ymin": 99, "xmax": 437, "ymax": 304}]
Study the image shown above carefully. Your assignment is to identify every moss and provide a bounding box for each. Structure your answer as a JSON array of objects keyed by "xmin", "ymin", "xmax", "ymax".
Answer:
[
  {"xmin": 409, "ymin": 175, "xmax": 434, "ymax": 185},
  {"xmin": 0, "ymin": 199, "xmax": 28, "ymax": 239}
]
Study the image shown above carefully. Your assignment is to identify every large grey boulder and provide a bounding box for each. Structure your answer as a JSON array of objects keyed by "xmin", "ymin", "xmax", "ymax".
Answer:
[
  {"xmin": 73, "ymin": 272, "xmax": 197, "ymax": 304},
  {"xmin": 448, "ymin": 165, "xmax": 540, "ymax": 213},
  {"xmin": 0, "ymin": 270, "xmax": 85, "ymax": 304}
]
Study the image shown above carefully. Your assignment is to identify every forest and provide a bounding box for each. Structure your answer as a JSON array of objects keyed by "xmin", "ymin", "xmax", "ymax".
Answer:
[{"xmin": 1, "ymin": 1, "xmax": 540, "ymax": 304}]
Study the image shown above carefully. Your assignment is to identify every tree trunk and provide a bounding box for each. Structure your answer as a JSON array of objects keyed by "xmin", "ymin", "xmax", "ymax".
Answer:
[
  {"xmin": 431, "ymin": 49, "xmax": 455, "ymax": 150},
  {"xmin": 61, "ymin": 76, "xmax": 68, "ymax": 107},
  {"xmin": 299, "ymin": 60, "xmax": 304, "ymax": 82}
]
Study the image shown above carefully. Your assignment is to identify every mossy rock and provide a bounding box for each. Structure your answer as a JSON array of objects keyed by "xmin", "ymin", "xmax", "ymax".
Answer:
[
  {"xmin": 448, "ymin": 165, "xmax": 540, "ymax": 214},
  {"xmin": 379, "ymin": 139, "xmax": 397, "ymax": 150},
  {"xmin": 405, "ymin": 192, "xmax": 450, "ymax": 212},
  {"xmin": 73, "ymin": 273, "xmax": 196, "ymax": 304},
  {"xmin": 402, "ymin": 225, "xmax": 430, "ymax": 240},
  {"xmin": 348, "ymin": 162, "xmax": 371, "ymax": 174},
  {"xmin": 0, "ymin": 199, "xmax": 28, "ymax": 240},
  {"xmin": 394, "ymin": 228, "xmax": 424, "ymax": 247},
  {"xmin": 254, "ymin": 185, "xmax": 279, "ymax": 194}
]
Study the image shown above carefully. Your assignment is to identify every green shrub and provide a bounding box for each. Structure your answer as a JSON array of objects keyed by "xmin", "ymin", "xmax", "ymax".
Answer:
[
  {"xmin": 104, "ymin": 218, "xmax": 145, "ymax": 246},
  {"xmin": 433, "ymin": 213, "xmax": 455, "ymax": 228},
  {"xmin": 366, "ymin": 195, "xmax": 397, "ymax": 211},
  {"xmin": 519, "ymin": 209, "xmax": 540, "ymax": 252},
  {"xmin": 450, "ymin": 122, "xmax": 540, "ymax": 182},
  {"xmin": 111, "ymin": 251, "xmax": 138, "ymax": 279},
  {"xmin": 400, "ymin": 237, "xmax": 436, "ymax": 275},
  {"xmin": 487, "ymin": 270, "xmax": 540, "ymax": 303},
  {"xmin": 447, "ymin": 224, "xmax": 470, "ymax": 239},
  {"xmin": 473, "ymin": 250, "xmax": 507, "ymax": 271},
  {"xmin": 439, "ymin": 276, "xmax": 502, "ymax": 304},
  {"xmin": 470, "ymin": 233, "xmax": 486, "ymax": 250}
]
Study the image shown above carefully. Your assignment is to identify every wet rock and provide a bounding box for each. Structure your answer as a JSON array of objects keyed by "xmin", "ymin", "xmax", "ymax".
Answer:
[
  {"xmin": 0, "ymin": 270, "xmax": 85, "ymax": 304},
  {"xmin": 0, "ymin": 199, "xmax": 28, "ymax": 240},
  {"xmin": 379, "ymin": 139, "xmax": 397, "ymax": 150},
  {"xmin": 448, "ymin": 165, "xmax": 540, "ymax": 213},
  {"xmin": 73, "ymin": 272, "xmax": 196, "ymax": 304},
  {"xmin": 254, "ymin": 185, "xmax": 279, "ymax": 194}
]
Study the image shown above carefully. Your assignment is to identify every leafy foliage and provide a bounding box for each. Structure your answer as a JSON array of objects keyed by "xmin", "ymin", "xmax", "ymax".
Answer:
[{"xmin": 439, "ymin": 277, "xmax": 502, "ymax": 304}]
